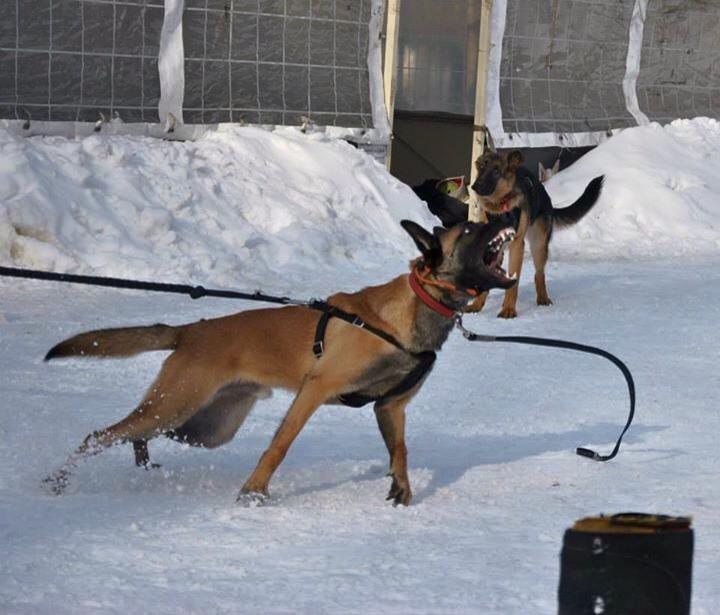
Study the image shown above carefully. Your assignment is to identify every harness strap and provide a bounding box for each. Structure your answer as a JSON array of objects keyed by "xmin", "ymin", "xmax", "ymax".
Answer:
[
  {"xmin": 309, "ymin": 300, "xmax": 435, "ymax": 408},
  {"xmin": 309, "ymin": 300, "xmax": 406, "ymax": 358},
  {"xmin": 338, "ymin": 351, "xmax": 436, "ymax": 408}
]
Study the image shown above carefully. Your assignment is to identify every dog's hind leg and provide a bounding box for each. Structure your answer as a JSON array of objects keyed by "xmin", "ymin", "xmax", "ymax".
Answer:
[
  {"xmin": 169, "ymin": 382, "xmax": 270, "ymax": 449},
  {"xmin": 45, "ymin": 352, "xmax": 229, "ymax": 493},
  {"xmin": 529, "ymin": 219, "xmax": 553, "ymax": 306},
  {"xmin": 132, "ymin": 439, "xmax": 151, "ymax": 467},
  {"xmin": 374, "ymin": 396, "xmax": 412, "ymax": 506}
]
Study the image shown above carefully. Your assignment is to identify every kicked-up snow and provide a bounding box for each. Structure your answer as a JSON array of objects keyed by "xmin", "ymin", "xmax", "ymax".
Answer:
[{"xmin": 1, "ymin": 118, "xmax": 719, "ymax": 613}]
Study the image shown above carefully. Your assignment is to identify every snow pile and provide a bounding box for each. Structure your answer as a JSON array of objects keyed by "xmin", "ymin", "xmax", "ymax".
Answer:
[
  {"xmin": 2, "ymin": 117, "xmax": 720, "ymax": 294},
  {"xmin": 0, "ymin": 125, "xmax": 432, "ymax": 291},
  {"xmin": 547, "ymin": 117, "xmax": 720, "ymax": 259}
]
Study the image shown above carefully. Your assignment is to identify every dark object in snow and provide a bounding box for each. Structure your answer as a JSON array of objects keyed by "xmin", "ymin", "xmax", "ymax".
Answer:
[{"xmin": 558, "ymin": 513, "xmax": 693, "ymax": 615}]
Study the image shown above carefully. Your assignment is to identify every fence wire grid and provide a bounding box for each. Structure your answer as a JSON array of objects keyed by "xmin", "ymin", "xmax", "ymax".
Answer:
[{"xmin": 0, "ymin": 0, "xmax": 374, "ymax": 128}]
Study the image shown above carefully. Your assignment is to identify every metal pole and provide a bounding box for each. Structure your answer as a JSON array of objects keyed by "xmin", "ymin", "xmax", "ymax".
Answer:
[
  {"xmin": 468, "ymin": 0, "xmax": 493, "ymax": 221},
  {"xmin": 383, "ymin": 0, "xmax": 401, "ymax": 170}
]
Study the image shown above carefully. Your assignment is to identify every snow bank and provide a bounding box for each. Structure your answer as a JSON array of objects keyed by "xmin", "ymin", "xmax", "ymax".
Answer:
[
  {"xmin": 0, "ymin": 125, "xmax": 432, "ymax": 291},
  {"xmin": 547, "ymin": 117, "xmax": 720, "ymax": 259},
  {"xmin": 2, "ymin": 118, "xmax": 719, "ymax": 294}
]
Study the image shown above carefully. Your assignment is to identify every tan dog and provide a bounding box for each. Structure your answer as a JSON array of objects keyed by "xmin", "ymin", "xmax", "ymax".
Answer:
[
  {"xmin": 44, "ymin": 219, "xmax": 518, "ymax": 506},
  {"xmin": 467, "ymin": 150, "xmax": 603, "ymax": 318}
]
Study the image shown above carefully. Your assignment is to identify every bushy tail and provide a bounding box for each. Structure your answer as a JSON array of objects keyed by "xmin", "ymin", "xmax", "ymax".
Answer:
[
  {"xmin": 45, "ymin": 323, "xmax": 180, "ymax": 361},
  {"xmin": 552, "ymin": 175, "xmax": 604, "ymax": 229}
]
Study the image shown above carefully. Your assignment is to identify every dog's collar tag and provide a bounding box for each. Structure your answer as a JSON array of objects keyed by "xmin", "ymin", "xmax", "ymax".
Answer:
[{"xmin": 408, "ymin": 270, "xmax": 456, "ymax": 318}]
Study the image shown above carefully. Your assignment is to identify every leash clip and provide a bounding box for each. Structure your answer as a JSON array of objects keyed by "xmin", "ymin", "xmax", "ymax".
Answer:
[
  {"xmin": 351, "ymin": 315, "xmax": 365, "ymax": 328},
  {"xmin": 454, "ymin": 314, "xmax": 497, "ymax": 342}
]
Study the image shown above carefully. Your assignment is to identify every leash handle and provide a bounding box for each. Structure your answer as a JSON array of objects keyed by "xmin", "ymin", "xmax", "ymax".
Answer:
[{"xmin": 455, "ymin": 317, "xmax": 636, "ymax": 462}]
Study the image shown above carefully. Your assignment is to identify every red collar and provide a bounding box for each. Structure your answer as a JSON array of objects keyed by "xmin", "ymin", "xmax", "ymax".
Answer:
[
  {"xmin": 493, "ymin": 191, "xmax": 517, "ymax": 212},
  {"xmin": 408, "ymin": 269, "xmax": 456, "ymax": 318}
]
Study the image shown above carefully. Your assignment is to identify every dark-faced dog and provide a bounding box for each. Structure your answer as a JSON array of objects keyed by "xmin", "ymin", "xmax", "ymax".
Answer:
[
  {"xmin": 414, "ymin": 150, "xmax": 603, "ymax": 318},
  {"xmin": 44, "ymin": 219, "xmax": 517, "ymax": 506}
]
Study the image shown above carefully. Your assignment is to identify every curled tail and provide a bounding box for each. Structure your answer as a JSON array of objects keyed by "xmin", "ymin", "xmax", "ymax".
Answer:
[
  {"xmin": 45, "ymin": 323, "xmax": 180, "ymax": 361},
  {"xmin": 552, "ymin": 175, "xmax": 604, "ymax": 229}
]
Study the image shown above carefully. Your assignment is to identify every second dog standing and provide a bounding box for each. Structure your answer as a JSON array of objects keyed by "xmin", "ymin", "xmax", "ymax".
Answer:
[{"xmin": 414, "ymin": 150, "xmax": 604, "ymax": 318}]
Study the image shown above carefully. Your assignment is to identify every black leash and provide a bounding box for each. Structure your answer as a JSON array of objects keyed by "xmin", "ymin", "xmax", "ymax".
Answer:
[
  {"xmin": 0, "ymin": 265, "xmax": 307, "ymax": 305},
  {"xmin": 1, "ymin": 264, "xmax": 635, "ymax": 461},
  {"xmin": 455, "ymin": 315, "xmax": 635, "ymax": 462}
]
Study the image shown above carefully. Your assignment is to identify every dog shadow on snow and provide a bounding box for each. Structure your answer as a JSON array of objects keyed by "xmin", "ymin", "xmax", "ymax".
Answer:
[
  {"xmin": 285, "ymin": 421, "xmax": 673, "ymax": 505},
  {"xmin": 59, "ymin": 422, "xmax": 672, "ymax": 506}
]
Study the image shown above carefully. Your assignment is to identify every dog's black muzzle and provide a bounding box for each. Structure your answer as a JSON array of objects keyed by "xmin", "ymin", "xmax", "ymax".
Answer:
[{"xmin": 472, "ymin": 177, "xmax": 496, "ymax": 196}]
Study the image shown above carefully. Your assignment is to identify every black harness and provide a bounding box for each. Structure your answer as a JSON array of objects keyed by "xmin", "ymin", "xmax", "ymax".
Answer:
[{"xmin": 309, "ymin": 300, "xmax": 436, "ymax": 408}]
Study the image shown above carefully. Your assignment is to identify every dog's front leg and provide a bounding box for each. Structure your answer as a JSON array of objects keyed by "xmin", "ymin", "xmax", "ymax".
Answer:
[
  {"xmin": 238, "ymin": 375, "xmax": 331, "ymax": 503},
  {"xmin": 498, "ymin": 235, "xmax": 525, "ymax": 319},
  {"xmin": 463, "ymin": 290, "xmax": 488, "ymax": 313},
  {"xmin": 374, "ymin": 397, "xmax": 412, "ymax": 506}
]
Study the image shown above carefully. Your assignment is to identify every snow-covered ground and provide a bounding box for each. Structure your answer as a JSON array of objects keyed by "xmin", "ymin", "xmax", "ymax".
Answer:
[
  {"xmin": 1, "ymin": 263, "xmax": 719, "ymax": 614},
  {"xmin": 1, "ymin": 119, "xmax": 720, "ymax": 613}
]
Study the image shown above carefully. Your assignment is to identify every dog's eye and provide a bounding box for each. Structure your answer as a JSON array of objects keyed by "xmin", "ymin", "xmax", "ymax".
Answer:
[
  {"xmin": 463, "ymin": 224, "xmax": 472, "ymax": 235},
  {"xmin": 493, "ymin": 168, "xmax": 500, "ymax": 178}
]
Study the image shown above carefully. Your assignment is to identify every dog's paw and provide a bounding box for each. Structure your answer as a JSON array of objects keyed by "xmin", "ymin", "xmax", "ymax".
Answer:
[
  {"xmin": 139, "ymin": 462, "xmax": 162, "ymax": 470},
  {"xmin": 42, "ymin": 470, "xmax": 69, "ymax": 495},
  {"xmin": 497, "ymin": 306, "xmax": 517, "ymax": 319},
  {"xmin": 536, "ymin": 296, "xmax": 553, "ymax": 306},
  {"xmin": 386, "ymin": 476, "xmax": 412, "ymax": 507},
  {"xmin": 236, "ymin": 488, "xmax": 269, "ymax": 507}
]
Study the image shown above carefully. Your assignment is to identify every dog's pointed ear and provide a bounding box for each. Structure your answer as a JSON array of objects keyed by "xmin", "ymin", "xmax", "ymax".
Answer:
[
  {"xmin": 401, "ymin": 220, "xmax": 442, "ymax": 268},
  {"xmin": 507, "ymin": 149, "xmax": 523, "ymax": 171}
]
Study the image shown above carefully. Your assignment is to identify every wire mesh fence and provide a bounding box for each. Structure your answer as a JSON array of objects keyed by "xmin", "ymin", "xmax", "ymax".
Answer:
[
  {"xmin": 638, "ymin": 0, "xmax": 720, "ymax": 124},
  {"xmin": 181, "ymin": 0, "xmax": 373, "ymax": 126},
  {"xmin": 0, "ymin": 0, "xmax": 163, "ymax": 123},
  {"xmin": 0, "ymin": 0, "xmax": 374, "ymax": 129},
  {"xmin": 498, "ymin": 0, "xmax": 637, "ymax": 136},
  {"xmin": 3, "ymin": 1, "xmax": 719, "ymax": 142}
]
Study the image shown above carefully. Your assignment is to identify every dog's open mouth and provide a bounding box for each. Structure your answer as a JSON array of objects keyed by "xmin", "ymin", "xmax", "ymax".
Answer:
[{"xmin": 482, "ymin": 227, "xmax": 517, "ymax": 283}]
